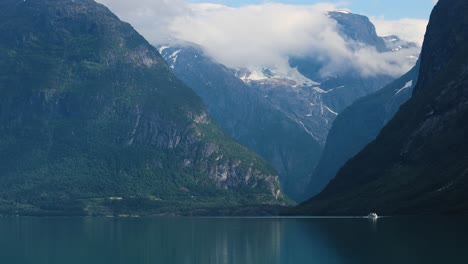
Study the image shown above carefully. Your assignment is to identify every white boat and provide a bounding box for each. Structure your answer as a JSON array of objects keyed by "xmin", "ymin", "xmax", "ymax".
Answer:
[{"xmin": 367, "ymin": 212, "xmax": 378, "ymax": 219}]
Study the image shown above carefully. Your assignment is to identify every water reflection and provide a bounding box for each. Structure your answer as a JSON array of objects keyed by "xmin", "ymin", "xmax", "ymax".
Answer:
[
  {"xmin": 0, "ymin": 217, "xmax": 342, "ymax": 264},
  {"xmin": 0, "ymin": 216, "xmax": 467, "ymax": 264},
  {"xmin": 369, "ymin": 217, "xmax": 378, "ymax": 233}
]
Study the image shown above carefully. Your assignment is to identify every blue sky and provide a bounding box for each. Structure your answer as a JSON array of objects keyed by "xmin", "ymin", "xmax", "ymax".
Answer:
[{"xmin": 188, "ymin": 0, "xmax": 436, "ymax": 19}]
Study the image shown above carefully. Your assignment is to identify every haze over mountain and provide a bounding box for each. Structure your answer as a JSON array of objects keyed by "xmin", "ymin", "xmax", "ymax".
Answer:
[
  {"xmin": 158, "ymin": 44, "xmax": 322, "ymax": 201},
  {"xmin": 156, "ymin": 10, "xmax": 420, "ymax": 200},
  {"xmin": 97, "ymin": 0, "xmax": 427, "ymax": 78},
  {"xmin": 0, "ymin": 0, "xmax": 287, "ymax": 216},
  {"xmin": 297, "ymin": 0, "xmax": 468, "ymax": 215}
]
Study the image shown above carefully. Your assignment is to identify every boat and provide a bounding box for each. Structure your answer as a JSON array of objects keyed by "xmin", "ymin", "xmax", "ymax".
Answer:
[{"xmin": 367, "ymin": 212, "xmax": 378, "ymax": 219}]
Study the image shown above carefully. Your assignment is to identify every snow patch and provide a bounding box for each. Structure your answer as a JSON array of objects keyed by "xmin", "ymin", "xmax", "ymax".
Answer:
[
  {"xmin": 158, "ymin": 45, "xmax": 170, "ymax": 55},
  {"xmin": 168, "ymin": 49, "xmax": 181, "ymax": 69},
  {"xmin": 237, "ymin": 66, "xmax": 318, "ymax": 87},
  {"xmin": 239, "ymin": 69, "xmax": 267, "ymax": 81},
  {"xmin": 323, "ymin": 105, "xmax": 338, "ymax": 115},
  {"xmin": 395, "ymin": 80, "xmax": 413, "ymax": 95},
  {"xmin": 336, "ymin": 10, "xmax": 351, "ymax": 14},
  {"xmin": 313, "ymin": 87, "xmax": 335, "ymax": 94},
  {"xmin": 326, "ymin": 10, "xmax": 352, "ymax": 15}
]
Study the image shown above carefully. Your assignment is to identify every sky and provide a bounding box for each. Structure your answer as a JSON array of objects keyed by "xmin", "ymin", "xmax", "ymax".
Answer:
[
  {"xmin": 97, "ymin": 0, "xmax": 437, "ymax": 79},
  {"xmin": 188, "ymin": 0, "xmax": 436, "ymax": 20}
]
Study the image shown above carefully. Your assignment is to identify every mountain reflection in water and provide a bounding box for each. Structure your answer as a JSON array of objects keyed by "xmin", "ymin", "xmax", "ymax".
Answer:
[{"xmin": 0, "ymin": 216, "xmax": 466, "ymax": 264}]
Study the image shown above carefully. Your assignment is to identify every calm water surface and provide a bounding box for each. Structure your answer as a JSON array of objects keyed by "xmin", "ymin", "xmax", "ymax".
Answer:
[{"xmin": 0, "ymin": 216, "xmax": 467, "ymax": 264}]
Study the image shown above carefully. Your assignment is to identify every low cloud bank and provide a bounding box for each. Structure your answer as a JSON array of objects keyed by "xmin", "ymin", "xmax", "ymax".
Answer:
[
  {"xmin": 370, "ymin": 17, "xmax": 428, "ymax": 46},
  {"xmin": 98, "ymin": 0, "xmax": 426, "ymax": 78}
]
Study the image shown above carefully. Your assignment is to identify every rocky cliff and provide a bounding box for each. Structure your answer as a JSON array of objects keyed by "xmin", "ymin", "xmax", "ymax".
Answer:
[{"xmin": 159, "ymin": 44, "xmax": 322, "ymax": 201}]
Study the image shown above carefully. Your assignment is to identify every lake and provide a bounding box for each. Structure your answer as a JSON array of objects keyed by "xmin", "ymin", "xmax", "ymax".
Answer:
[{"xmin": 0, "ymin": 216, "xmax": 467, "ymax": 263}]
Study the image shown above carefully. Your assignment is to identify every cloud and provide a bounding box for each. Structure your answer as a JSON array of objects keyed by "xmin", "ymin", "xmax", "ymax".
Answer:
[
  {"xmin": 98, "ymin": 0, "xmax": 189, "ymax": 43},
  {"xmin": 97, "ymin": 0, "xmax": 423, "ymax": 78},
  {"xmin": 370, "ymin": 17, "xmax": 428, "ymax": 46},
  {"xmin": 170, "ymin": 3, "xmax": 346, "ymax": 69}
]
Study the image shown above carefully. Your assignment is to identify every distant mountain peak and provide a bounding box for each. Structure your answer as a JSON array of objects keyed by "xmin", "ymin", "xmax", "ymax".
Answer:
[{"xmin": 326, "ymin": 10, "xmax": 352, "ymax": 15}]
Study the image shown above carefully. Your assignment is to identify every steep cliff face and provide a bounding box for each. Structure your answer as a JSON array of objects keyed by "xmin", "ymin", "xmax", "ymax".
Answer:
[
  {"xmin": 297, "ymin": 0, "xmax": 468, "ymax": 215},
  {"xmin": 159, "ymin": 44, "xmax": 322, "ymax": 201},
  {"xmin": 327, "ymin": 11, "xmax": 387, "ymax": 52},
  {"xmin": 306, "ymin": 64, "xmax": 419, "ymax": 197},
  {"xmin": 0, "ymin": 0, "xmax": 286, "ymax": 216}
]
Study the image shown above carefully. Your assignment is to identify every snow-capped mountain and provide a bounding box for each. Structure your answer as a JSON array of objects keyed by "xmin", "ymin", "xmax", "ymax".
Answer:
[
  {"xmin": 158, "ymin": 44, "xmax": 322, "ymax": 201},
  {"xmin": 158, "ymin": 11, "xmax": 420, "ymax": 200},
  {"xmin": 227, "ymin": 11, "xmax": 419, "ymax": 144}
]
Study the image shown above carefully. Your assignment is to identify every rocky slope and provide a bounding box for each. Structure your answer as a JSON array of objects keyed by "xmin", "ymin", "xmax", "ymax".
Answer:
[
  {"xmin": 281, "ymin": 11, "xmax": 418, "ymax": 143},
  {"xmin": 159, "ymin": 44, "xmax": 322, "ymax": 201},
  {"xmin": 296, "ymin": 0, "xmax": 468, "ymax": 215},
  {"xmin": 0, "ymin": 0, "xmax": 286, "ymax": 216}
]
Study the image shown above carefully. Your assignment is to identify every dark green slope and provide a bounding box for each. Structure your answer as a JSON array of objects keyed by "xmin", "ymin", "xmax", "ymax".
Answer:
[
  {"xmin": 296, "ymin": 0, "xmax": 468, "ymax": 215},
  {"xmin": 305, "ymin": 64, "xmax": 419, "ymax": 197},
  {"xmin": 0, "ymin": 0, "xmax": 286, "ymax": 216}
]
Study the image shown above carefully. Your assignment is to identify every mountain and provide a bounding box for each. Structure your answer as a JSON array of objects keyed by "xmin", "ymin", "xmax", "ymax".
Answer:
[
  {"xmin": 305, "ymin": 63, "xmax": 419, "ymax": 197},
  {"xmin": 240, "ymin": 11, "xmax": 418, "ymax": 145},
  {"xmin": 296, "ymin": 0, "xmax": 468, "ymax": 215},
  {"xmin": 327, "ymin": 11, "xmax": 387, "ymax": 52},
  {"xmin": 0, "ymin": 0, "xmax": 287, "ymax": 216},
  {"xmin": 157, "ymin": 11, "xmax": 418, "ymax": 200},
  {"xmin": 288, "ymin": 11, "xmax": 417, "ymax": 116},
  {"xmin": 326, "ymin": 12, "xmax": 417, "ymax": 53},
  {"xmin": 158, "ymin": 44, "xmax": 322, "ymax": 201}
]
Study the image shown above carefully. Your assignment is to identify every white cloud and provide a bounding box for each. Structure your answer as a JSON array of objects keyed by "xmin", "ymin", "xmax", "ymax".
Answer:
[
  {"xmin": 97, "ymin": 0, "xmax": 189, "ymax": 43},
  {"xmin": 370, "ymin": 17, "xmax": 429, "ymax": 46},
  {"xmin": 170, "ymin": 4, "xmax": 346, "ymax": 69},
  {"xmin": 97, "ymin": 0, "xmax": 424, "ymax": 78}
]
